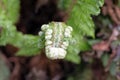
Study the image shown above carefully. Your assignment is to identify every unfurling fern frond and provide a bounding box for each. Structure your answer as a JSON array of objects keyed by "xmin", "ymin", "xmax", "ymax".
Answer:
[{"xmin": 39, "ymin": 22, "xmax": 73, "ymax": 59}]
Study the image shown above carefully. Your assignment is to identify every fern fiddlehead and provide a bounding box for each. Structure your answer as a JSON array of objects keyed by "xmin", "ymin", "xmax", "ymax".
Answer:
[{"xmin": 39, "ymin": 22, "xmax": 73, "ymax": 59}]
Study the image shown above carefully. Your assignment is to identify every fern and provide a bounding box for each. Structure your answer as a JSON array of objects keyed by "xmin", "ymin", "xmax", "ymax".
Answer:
[
  {"xmin": 67, "ymin": 0, "xmax": 104, "ymax": 36},
  {"xmin": 58, "ymin": 0, "xmax": 104, "ymax": 63},
  {"xmin": 0, "ymin": 0, "xmax": 44, "ymax": 56},
  {"xmin": 0, "ymin": 0, "xmax": 104, "ymax": 63},
  {"xmin": 1, "ymin": 0, "xmax": 20, "ymax": 23},
  {"xmin": 0, "ymin": 20, "xmax": 44, "ymax": 56}
]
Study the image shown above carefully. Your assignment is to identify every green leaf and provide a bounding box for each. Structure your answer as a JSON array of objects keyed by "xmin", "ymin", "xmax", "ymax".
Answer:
[
  {"xmin": 64, "ymin": 0, "xmax": 104, "ymax": 63},
  {"xmin": 0, "ymin": 20, "xmax": 44, "ymax": 56},
  {"xmin": 109, "ymin": 62, "xmax": 117, "ymax": 76},
  {"xmin": 101, "ymin": 53, "xmax": 109, "ymax": 67},
  {"xmin": 16, "ymin": 35, "xmax": 45, "ymax": 56},
  {"xmin": 78, "ymin": 40, "xmax": 91, "ymax": 51},
  {"xmin": 2, "ymin": 0, "xmax": 20, "ymax": 23},
  {"xmin": 65, "ymin": 52, "xmax": 81, "ymax": 64},
  {"xmin": 67, "ymin": 0, "xmax": 104, "ymax": 37}
]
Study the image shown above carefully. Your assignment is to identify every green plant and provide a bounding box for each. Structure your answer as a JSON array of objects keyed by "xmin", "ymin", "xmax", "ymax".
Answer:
[{"xmin": 0, "ymin": 0, "xmax": 104, "ymax": 63}]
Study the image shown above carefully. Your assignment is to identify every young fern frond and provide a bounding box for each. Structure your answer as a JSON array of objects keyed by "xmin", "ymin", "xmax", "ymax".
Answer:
[{"xmin": 39, "ymin": 22, "xmax": 73, "ymax": 59}]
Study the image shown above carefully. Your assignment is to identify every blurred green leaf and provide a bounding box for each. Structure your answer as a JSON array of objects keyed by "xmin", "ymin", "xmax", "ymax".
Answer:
[
  {"xmin": 109, "ymin": 62, "xmax": 117, "ymax": 76},
  {"xmin": 0, "ymin": 0, "xmax": 45, "ymax": 56},
  {"xmin": 0, "ymin": 20, "xmax": 44, "ymax": 56},
  {"xmin": 65, "ymin": 52, "xmax": 81, "ymax": 64},
  {"xmin": 101, "ymin": 53, "xmax": 109, "ymax": 67},
  {"xmin": 16, "ymin": 35, "xmax": 44, "ymax": 56},
  {"xmin": 2, "ymin": 0, "xmax": 20, "ymax": 23}
]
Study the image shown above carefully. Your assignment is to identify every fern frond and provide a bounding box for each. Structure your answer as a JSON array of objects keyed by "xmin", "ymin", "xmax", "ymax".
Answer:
[
  {"xmin": 0, "ymin": 0, "xmax": 44, "ymax": 56},
  {"xmin": 64, "ymin": 0, "xmax": 104, "ymax": 63},
  {"xmin": 67, "ymin": 0, "xmax": 104, "ymax": 37},
  {"xmin": 0, "ymin": 0, "xmax": 104, "ymax": 62},
  {"xmin": 2, "ymin": 0, "xmax": 20, "ymax": 23},
  {"xmin": 0, "ymin": 20, "xmax": 44, "ymax": 56}
]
